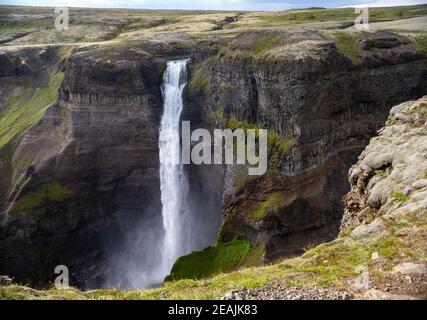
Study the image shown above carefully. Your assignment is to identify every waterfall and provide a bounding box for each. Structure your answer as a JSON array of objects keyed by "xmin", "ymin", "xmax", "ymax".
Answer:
[
  {"xmin": 158, "ymin": 59, "xmax": 191, "ymax": 279},
  {"xmin": 109, "ymin": 58, "xmax": 221, "ymax": 289}
]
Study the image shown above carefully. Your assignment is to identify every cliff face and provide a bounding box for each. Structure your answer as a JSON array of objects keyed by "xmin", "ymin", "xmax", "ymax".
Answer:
[
  {"xmin": 338, "ymin": 96, "xmax": 427, "ymax": 297},
  {"xmin": 185, "ymin": 29, "xmax": 427, "ymax": 265},
  {"xmin": 0, "ymin": 45, "xmax": 169, "ymax": 287},
  {"xmin": 1, "ymin": 28, "xmax": 426, "ymax": 288},
  {"xmin": 1, "ymin": 96, "xmax": 426, "ymax": 299}
]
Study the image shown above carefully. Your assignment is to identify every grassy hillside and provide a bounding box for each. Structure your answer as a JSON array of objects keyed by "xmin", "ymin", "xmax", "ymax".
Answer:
[
  {"xmin": 1, "ymin": 207, "xmax": 425, "ymax": 300},
  {"xmin": 0, "ymin": 4, "xmax": 426, "ymax": 45}
]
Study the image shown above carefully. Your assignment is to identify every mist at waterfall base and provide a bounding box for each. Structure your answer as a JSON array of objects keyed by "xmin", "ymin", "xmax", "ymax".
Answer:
[{"xmin": 106, "ymin": 60, "xmax": 223, "ymax": 289}]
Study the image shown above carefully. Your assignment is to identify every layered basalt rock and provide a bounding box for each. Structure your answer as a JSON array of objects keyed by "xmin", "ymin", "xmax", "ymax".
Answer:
[
  {"xmin": 1, "ymin": 28, "xmax": 427, "ymax": 287},
  {"xmin": 0, "ymin": 45, "xmax": 169, "ymax": 287},
  {"xmin": 185, "ymin": 29, "xmax": 427, "ymax": 264}
]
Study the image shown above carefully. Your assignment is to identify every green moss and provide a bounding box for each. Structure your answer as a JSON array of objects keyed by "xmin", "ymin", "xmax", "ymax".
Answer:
[
  {"xmin": 213, "ymin": 105, "xmax": 225, "ymax": 121},
  {"xmin": 250, "ymin": 34, "xmax": 281, "ymax": 58},
  {"xmin": 167, "ymin": 240, "xmax": 251, "ymax": 281},
  {"xmin": 266, "ymin": 131, "xmax": 295, "ymax": 174},
  {"xmin": 267, "ymin": 131, "xmax": 295, "ymax": 153},
  {"xmin": 188, "ymin": 65, "xmax": 211, "ymax": 92},
  {"xmin": 370, "ymin": 235, "xmax": 402, "ymax": 259},
  {"xmin": 10, "ymin": 181, "xmax": 74, "ymax": 214},
  {"xmin": 390, "ymin": 190, "xmax": 410, "ymax": 202},
  {"xmin": 243, "ymin": 244, "xmax": 265, "ymax": 267},
  {"xmin": 226, "ymin": 117, "xmax": 294, "ymax": 152},
  {"xmin": 386, "ymin": 117, "xmax": 397, "ymax": 126},
  {"xmin": 333, "ymin": 32, "xmax": 359, "ymax": 64},
  {"xmin": 249, "ymin": 192, "xmax": 286, "ymax": 220},
  {"xmin": 0, "ymin": 72, "xmax": 64, "ymax": 149},
  {"xmin": 413, "ymin": 33, "xmax": 427, "ymax": 57},
  {"xmin": 0, "ymin": 224, "xmax": 420, "ymax": 300},
  {"xmin": 0, "ymin": 139, "xmax": 16, "ymax": 198},
  {"xmin": 233, "ymin": 167, "xmax": 256, "ymax": 190},
  {"xmin": 220, "ymin": 208, "xmax": 240, "ymax": 238},
  {"xmin": 375, "ymin": 168, "xmax": 390, "ymax": 178},
  {"xmin": 220, "ymin": 116, "xmax": 295, "ymax": 181}
]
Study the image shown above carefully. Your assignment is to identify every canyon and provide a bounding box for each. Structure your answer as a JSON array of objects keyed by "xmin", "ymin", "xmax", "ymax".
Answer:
[{"xmin": 0, "ymin": 5, "xmax": 426, "ymax": 296}]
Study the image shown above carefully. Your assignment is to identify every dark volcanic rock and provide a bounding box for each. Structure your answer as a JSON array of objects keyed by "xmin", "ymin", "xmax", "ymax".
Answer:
[
  {"xmin": 0, "ymin": 45, "xmax": 168, "ymax": 287},
  {"xmin": 1, "ymin": 28, "xmax": 427, "ymax": 287},
  {"xmin": 0, "ymin": 51, "xmax": 16, "ymax": 76},
  {"xmin": 185, "ymin": 29, "xmax": 427, "ymax": 263}
]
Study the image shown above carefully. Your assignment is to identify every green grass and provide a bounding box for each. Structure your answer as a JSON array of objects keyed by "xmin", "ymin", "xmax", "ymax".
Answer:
[
  {"xmin": 386, "ymin": 116, "xmax": 397, "ymax": 126},
  {"xmin": 0, "ymin": 139, "xmax": 16, "ymax": 197},
  {"xmin": 167, "ymin": 240, "xmax": 251, "ymax": 281},
  {"xmin": 219, "ymin": 115, "xmax": 295, "ymax": 182},
  {"xmin": 0, "ymin": 72, "xmax": 64, "ymax": 149},
  {"xmin": 226, "ymin": 117, "xmax": 295, "ymax": 152},
  {"xmin": 0, "ymin": 211, "xmax": 423, "ymax": 300},
  {"xmin": 188, "ymin": 65, "xmax": 211, "ymax": 92},
  {"xmin": 413, "ymin": 33, "xmax": 427, "ymax": 57},
  {"xmin": 390, "ymin": 190, "xmax": 411, "ymax": 202},
  {"xmin": 375, "ymin": 168, "xmax": 390, "ymax": 178},
  {"xmin": 233, "ymin": 167, "xmax": 257, "ymax": 190},
  {"xmin": 251, "ymin": 34, "xmax": 281, "ymax": 57},
  {"xmin": 333, "ymin": 32, "xmax": 359, "ymax": 64},
  {"xmin": 213, "ymin": 34, "xmax": 282, "ymax": 60},
  {"xmin": 10, "ymin": 181, "xmax": 74, "ymax": 214},
  {"xmin": 0, "ymin": 234, "xmax": 406, "ymax": 299},
  {"xmin": 249, "ymin": 192, "xmax": 286, "ymax": 220},
  {"xmin": 371, "ymin": 235, "xmax": 402, "ymax": 259},
  {"xmin": 255, "ymin": 5, "xmax": 427, "ymax": 27}
]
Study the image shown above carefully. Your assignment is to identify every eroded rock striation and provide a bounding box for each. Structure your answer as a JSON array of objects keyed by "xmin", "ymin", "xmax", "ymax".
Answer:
[
  {"xmin": 1, "ymin": 28, "xmax": 427, "ymax": 287},
  {"xmin": 0, "ymin": 45, "xmax": 169, "ymax": 287},
  {"xmin": 183, "ymin": 29, "xmax": 427, "ymax": 270}
]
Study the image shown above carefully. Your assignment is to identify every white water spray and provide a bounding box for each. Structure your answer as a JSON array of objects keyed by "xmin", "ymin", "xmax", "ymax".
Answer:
[
  {"xmin": 107, "ymin": 59, "xmax": 222, "ymax": 289},
  {"xmin": 158, "ymin": 59, "xmax": 191, "ymax": 279}
]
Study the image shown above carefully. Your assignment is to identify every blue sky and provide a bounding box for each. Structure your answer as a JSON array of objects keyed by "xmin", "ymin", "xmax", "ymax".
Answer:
[{"xmin": 0, "ymin": 0, "xmax": 425, "ymax": 11}]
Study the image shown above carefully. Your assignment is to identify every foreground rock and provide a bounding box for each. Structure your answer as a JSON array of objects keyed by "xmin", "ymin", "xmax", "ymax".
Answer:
[
  {"xmin": 221, "ymin": 285, "xmax": 354, "ymax": 300},
  {"xmin": 0, "ymin": 275, "xmax": 12, "ymax": 286},
  {"xmin": 220, "ymin": 97, "xmax": 427, "ymax": 300},
  {"xmin": 342, "ymin": 96, "xmax": 427, "ymax": 233}
]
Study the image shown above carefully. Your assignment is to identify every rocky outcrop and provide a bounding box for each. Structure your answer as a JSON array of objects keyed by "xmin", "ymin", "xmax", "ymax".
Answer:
[
  {"xmin": 341, "ymin": 96, "xmax": 427, "ymax": 234},
  {"xmin": 185, "ymin": 29, "xmax": 427, "ymax": 264},
  {"xmin": 218, "ymin": 97, "xmax": 427, "ymax": 300},
  {"xmin": 336, "ymin": 96, "xmax": 427, "ymax": 297},
  {"xmin": 0, "ymin": 49, "xmax": 36, "ymax": 77}
]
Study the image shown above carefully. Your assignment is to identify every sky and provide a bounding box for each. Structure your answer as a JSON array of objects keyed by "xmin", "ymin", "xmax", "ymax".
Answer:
[{"xmin": 0, "ymin": 0, "xmax": 425, "ymax": 11}]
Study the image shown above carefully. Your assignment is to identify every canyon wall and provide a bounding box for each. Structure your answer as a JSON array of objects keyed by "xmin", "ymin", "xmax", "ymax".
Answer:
[
  {"xmin": 1, "ymin": 28, "xmax": 427, "ymax": 286},
  {"xmin": 177, "ymin": 29, "xmax": 427, "ymax": 277},
  {"xmin": 0, "ymin": 45, "xmax": 168, "ymax": 287}
]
